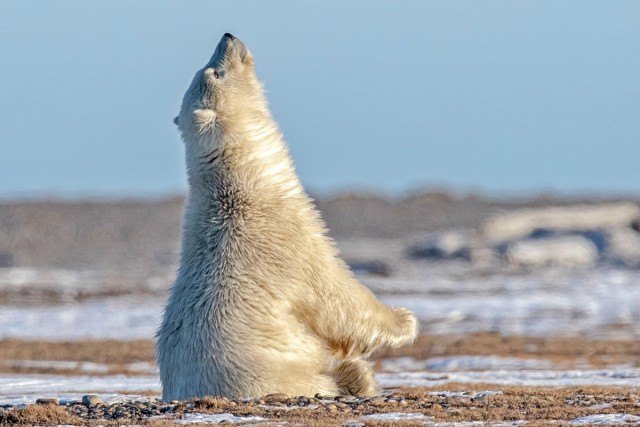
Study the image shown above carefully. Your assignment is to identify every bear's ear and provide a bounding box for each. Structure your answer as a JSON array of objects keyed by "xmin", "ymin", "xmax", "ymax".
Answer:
[{"xmin": 173, "ymin": 116, "xmax": 179, "ymax": 126}]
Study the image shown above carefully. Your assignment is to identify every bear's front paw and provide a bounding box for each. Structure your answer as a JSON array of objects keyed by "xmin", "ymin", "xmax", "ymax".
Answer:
[{"xmin": 389, "ymin": 307, "xmax": 418, "ymax": 347}]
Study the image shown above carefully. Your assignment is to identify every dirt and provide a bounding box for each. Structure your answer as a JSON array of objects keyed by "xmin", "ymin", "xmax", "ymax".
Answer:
[
  {"xmin": 1, "ymin": 334, "xmax": 639, "ymax": 424},
  {"xmin": 1, "ymin": 386, "xmax": 639, "ymax": 426}
]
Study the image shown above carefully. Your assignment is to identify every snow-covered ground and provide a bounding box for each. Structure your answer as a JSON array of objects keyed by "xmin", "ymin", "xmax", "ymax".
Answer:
[
  {"xmin": 2, "ymin": 261, "xmax": 639, "ymax": 424},
  {"xmin": 1, "ymin": 265, "xmax": 639, "ymax": 340},
  {"xmin": 2, "ymin": 367, "xmax": 640, "ymax": 406},
  {"xmin": 0, "ymin": 296, "xmax": 160, "ymax": 340}
]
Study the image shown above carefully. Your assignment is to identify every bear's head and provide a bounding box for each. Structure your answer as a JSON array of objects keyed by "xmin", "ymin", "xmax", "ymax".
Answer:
[
  {"xmin": 175, "ymin": 33, "xmax": 297, "ymax": 194},
  {"xmin": 174, "ymin": 33, "xmax": 267, "ymax": 145}
]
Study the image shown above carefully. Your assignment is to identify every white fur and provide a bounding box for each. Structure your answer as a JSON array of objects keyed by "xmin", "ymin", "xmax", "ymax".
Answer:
[{"xmin": 156, "ymin": 34, "xmax": 418, "ymax": 401}]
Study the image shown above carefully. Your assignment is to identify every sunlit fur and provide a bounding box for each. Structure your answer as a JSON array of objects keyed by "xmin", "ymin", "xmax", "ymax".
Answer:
[{"xmin": 156, "ymin": 34, "xmax": 418, "ymax": 401}]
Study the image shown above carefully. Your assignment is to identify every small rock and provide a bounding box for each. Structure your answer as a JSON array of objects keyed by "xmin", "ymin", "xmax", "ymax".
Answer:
[
  {"xmin": 325, "ymin": 403, "xmax": 338, "ymax": 412},
  {"xmin": 370, "ymin": 397, "xmax": 387, "ymax": 407},
  {"xmin": 262, "ymin": 393, "xmax": 288, "ymax": 403},
  {"xmin": 82, "ymin": 394, "xmax": 104, "ymax": 407},
  {"xmin": 36, "ymin": 398, "xmax": 58, "ymax": 405}
]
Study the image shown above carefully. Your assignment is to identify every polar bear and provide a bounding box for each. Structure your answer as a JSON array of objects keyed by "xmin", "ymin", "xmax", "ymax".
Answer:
[{"xmin": 156, "ymin": 33, "xmax": 418, "ymax": 401}]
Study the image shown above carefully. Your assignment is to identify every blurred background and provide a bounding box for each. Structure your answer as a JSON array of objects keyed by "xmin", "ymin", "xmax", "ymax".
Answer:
[{"xmin": 1, "ymin": 1, "xmax": 639, "ymax": 341}]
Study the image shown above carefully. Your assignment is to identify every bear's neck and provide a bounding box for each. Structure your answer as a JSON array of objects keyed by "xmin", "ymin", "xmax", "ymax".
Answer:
[
  {"xmin": 187, "ymin": 112, "xmax": 306, "ymax": 209},
  {"xmin": 178, "ymin": 111, "xmax": 329, "ymax": 293}
]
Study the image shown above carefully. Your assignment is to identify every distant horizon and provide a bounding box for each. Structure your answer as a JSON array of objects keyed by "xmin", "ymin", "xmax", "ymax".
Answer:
[{"xmin": 2, "ymin": 183, "xmax": 639, "ymax": 203}]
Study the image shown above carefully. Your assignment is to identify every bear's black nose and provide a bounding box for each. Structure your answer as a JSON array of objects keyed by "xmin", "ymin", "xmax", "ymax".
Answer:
[{"xmin": 224, "ymin": 33, "xmax": 235, "ymax": 40}]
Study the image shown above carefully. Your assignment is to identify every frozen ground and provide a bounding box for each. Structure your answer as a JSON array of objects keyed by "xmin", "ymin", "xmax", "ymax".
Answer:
[
  {"xmin": 2, "ymin": 243, "xmax": 639, "ymax": 424},
  {"xmin": 3, "ymin": 367, "xmax": 640, "ymax": 406},
  {"xmin": 1, "ymin": 265, "xmax": 639, "ymax": 340}
]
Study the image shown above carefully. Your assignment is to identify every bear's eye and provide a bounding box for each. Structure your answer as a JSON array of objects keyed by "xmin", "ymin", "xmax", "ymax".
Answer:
[{"xmin": 204, "ymin": 67, "xmax": 223, "ymax": 81}]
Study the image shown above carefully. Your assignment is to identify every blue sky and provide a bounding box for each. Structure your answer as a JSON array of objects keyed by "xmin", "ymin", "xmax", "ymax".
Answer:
[{"xmin": 1, "ymin": 1, "xmax": 639, "ymax": 198}]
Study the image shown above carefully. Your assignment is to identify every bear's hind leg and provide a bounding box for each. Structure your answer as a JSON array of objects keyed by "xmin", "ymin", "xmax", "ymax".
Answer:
[{"xmin": 333, "ymin": 359, "xmax": 379, "ymax": 396}]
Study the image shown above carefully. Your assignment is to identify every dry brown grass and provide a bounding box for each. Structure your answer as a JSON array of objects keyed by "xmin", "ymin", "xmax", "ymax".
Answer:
[
  {"xmin": 374, "ymin": 332, "xmax": 640, "ymax": 369},
  {"xmin": 2, "ymin": 386, "xmax": 638, "ymax": 426},
  {"xmin": 0, "ymin": 404, "xmax": 81, "ymax": 426},
  {"xmin": 1, "ymin": 333, "xmax": 638, "ymax": 377},
  {"xmin": 0, "ymin": 339, "xmax": 154, "ymax": 368},
  {"xmin": 0, "ymin": 287, "xmax": 160, "ymax": 306},
  {"xmin": 0, "ymin": 339, "xmax": 155, "ymax": 376},
  {"xmin": 399, "ymin": 385, "xmax": 640, "ymax": 421},
  {"xmin": 136, "ymin": 385, "xmax": 640, "ymax": 425},
  {"xmin": 2, "ymin": 364, "xmax": 152, "ymax": 377}
]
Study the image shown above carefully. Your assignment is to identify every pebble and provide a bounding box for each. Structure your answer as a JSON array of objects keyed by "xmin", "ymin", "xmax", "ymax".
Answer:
[
  {"xmin": 262, "ymin": 393, "xmax": 288, "ymax": 403},
  {"xmin": 35, "ymin": 398, "xmax": 58, "ymax": 405},
  {"xmin": 11, "ymin": 396, "xmax": 404, "ymax": 423},
  {"xmin": 370, "ymin": 397, "xmax": 387, "ymax": 407},
  {"xmin": 82, "ymin": 394, "xmax": 104, "ymax": 407},
  {"xmin": 297, "ymin": 397, "xmax": 311, "ymax": 406}
]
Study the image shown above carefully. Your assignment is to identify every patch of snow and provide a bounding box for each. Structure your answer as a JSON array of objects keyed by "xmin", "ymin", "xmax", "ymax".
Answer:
[
  {"xmin": 1, "ymin": 266, "xmax": 640, "ymax": 340},
  {"xmin": 571, "ymin": 413, "xmax": 640, "ymax": 425},
  {"xmin": 426, "ymin": 423, "xmax": 485, "ymax": 427},
  {"xmin": 0, "ymin": 267, "xmax": 173, "ymax": 298},
  {"xmin": 127, "ymin": 361, "xmax": 157, "ymax": 374},
  {"xmin": 175, "ymin": 413, "xmax": 267, "ymax": 424},
  {"xmin": 360, "ymin": 412, "xmax": 430, "ymax": 421},
  {"xmin": 362, "ymin": 421, "xmax": 525, "ymax": 427},
  {"xmin": 425, "ymin": 421, "xmax": 525, "ymax": 427},
  {"xmin": 0, "ymin": 373, "xmax": 160, "ymax": 405},
  {"xmin": 378, "ymin": 368, "xmax": 640, "ymax": 388},
  {"xmin": 3, "ymin": 360, "xmax": 156, "ymax": 374},
  {"xmin": 382, "ymin": 356, "xmax": 555, "ymax": 372},
  {"xmin": 0, "ymin": 296, "xmax": 162, "ymax": 340},
  {"xmin": 379, "ymin": 267, "xmax": 640, "ymax": 339},
  {"xmin": 3, "ymin": 367, "xmax": 639, "ymax": 406},
  {"xmin": 430, "ymin": 390, "xmax": 503, "ymax": 399},
  {"xmin": 589, "ymin": 403, "xmax": 613, "ymax": 410},
  {"xmin": 505, "ymin": 236, "xmax": 598, "ymax": 268},
  {"xmin": 348, "ymin": 412, "xmax": 433, "ymax": 426}
]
